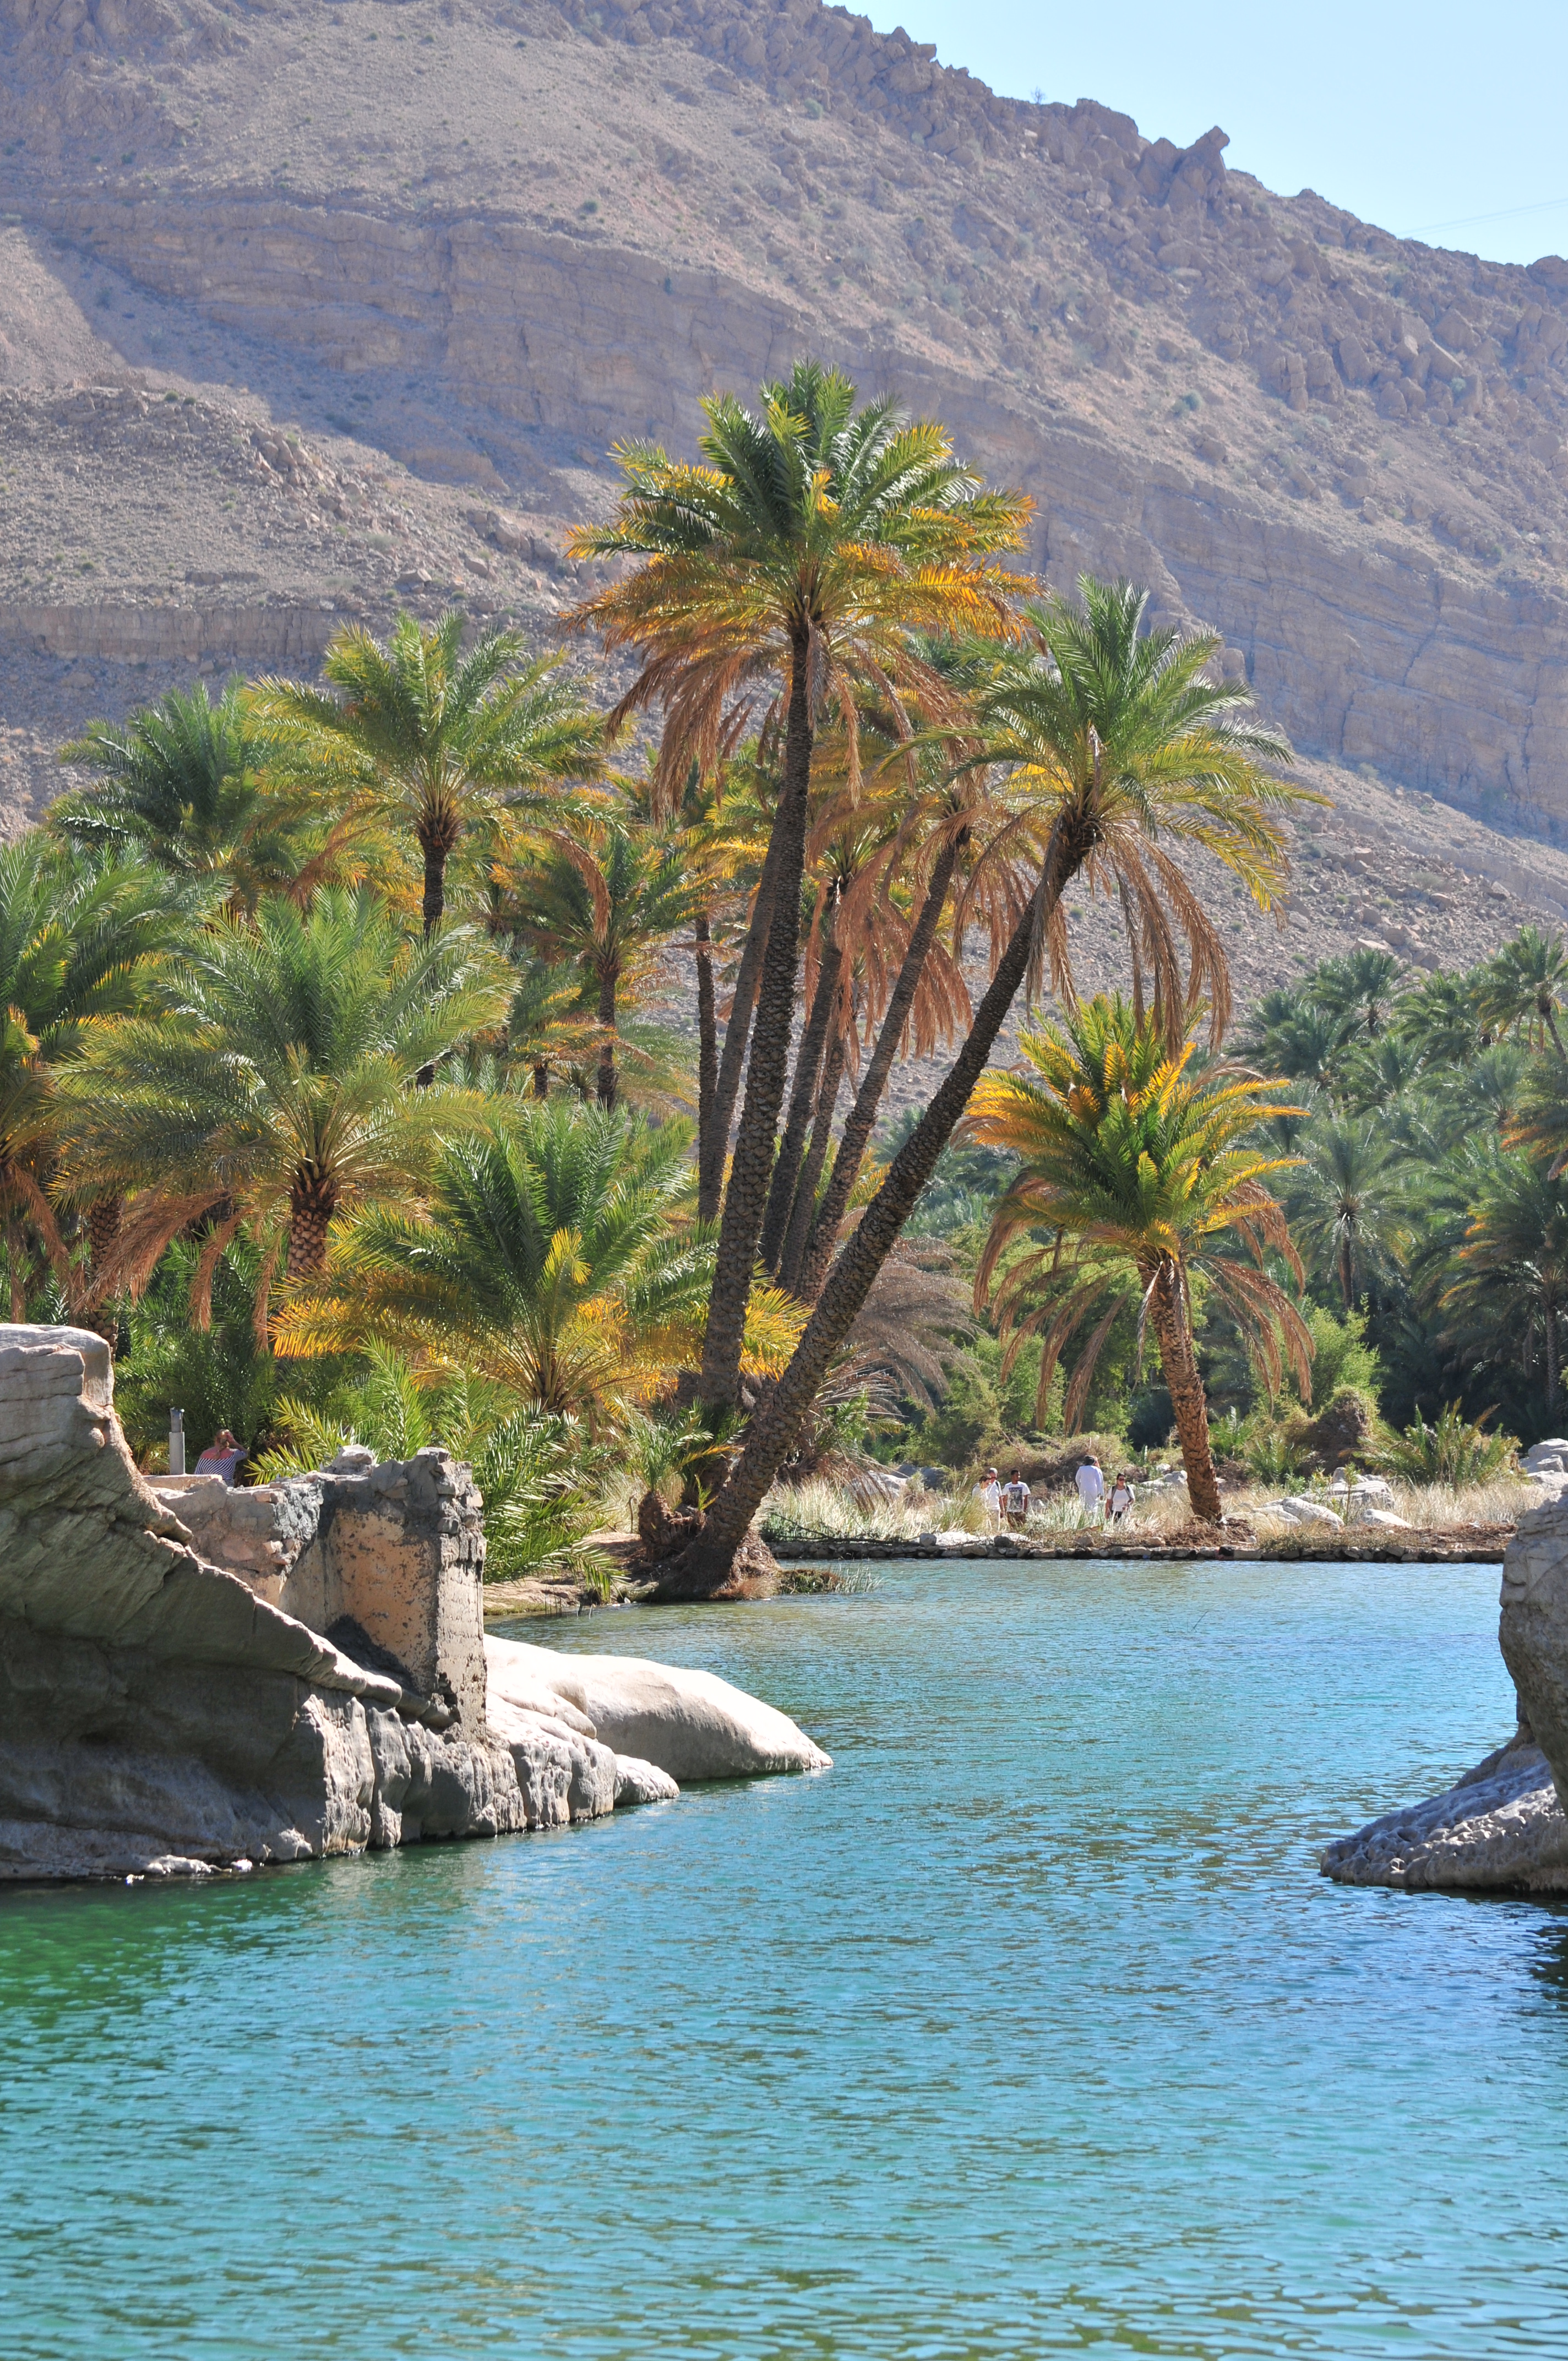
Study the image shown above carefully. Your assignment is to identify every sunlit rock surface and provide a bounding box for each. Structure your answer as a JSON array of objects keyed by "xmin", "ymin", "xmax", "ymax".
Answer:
[
  {"xmin": 0, "ymin": 1325, "xmax": 823, "ymax": 1881},
  {"xmin": 1322, "ymin": 1494, "xmax": 1568, "ymax": 1892}
]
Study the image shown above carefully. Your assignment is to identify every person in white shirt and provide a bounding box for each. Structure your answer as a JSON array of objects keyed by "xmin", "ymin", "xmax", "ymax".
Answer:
[
  {"xmin": 974, "ymin": 1468, "xmax": 1002, "ymax": 1528},
  {"xmin": 1075, "ymin": 1454, "xmax": 1106, "ymax": 1520},
  {"xmin": 1001, "ymin": 1471, "xmax": 1032, "ymax": 1527},
  {"xmin": 1108, "ymin": 1471, "xmax": 1136, "ymax": 1525}
]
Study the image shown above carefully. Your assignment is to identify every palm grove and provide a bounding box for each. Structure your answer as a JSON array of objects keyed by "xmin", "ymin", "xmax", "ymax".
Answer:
[{"xmin": 3, "ymin": 361, "xmax": 1552, "ymax": 1589}]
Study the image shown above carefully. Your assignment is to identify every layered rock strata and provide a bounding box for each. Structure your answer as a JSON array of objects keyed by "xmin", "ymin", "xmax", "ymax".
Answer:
[
  {"xmin": 1321, "ymin": 1492, "xmax": 1568, "ymax": 1893},
  {"xmin": 8, "ymin": 0, "xmax": 1568, "ymax": 838},
  {"xmin": 0, "ymin": 1325, "xmax": 825, "ymax": 1881}
]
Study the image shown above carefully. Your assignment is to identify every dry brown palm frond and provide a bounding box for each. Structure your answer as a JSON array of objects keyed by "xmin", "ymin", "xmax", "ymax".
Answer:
[{"xmin": 829, "ymin": 1238, "xmax": 973, "ymax": 1415}]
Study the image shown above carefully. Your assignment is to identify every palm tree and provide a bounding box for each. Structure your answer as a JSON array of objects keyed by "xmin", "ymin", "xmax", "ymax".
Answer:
[
  {"xmin": 1395, "ymin": 968, "xmax": 1485, "ymax": 1067},
  {"xmin": 1284, "ymin": 1117, "xmax": 1412, "ymax": 1310},
  {"xmin": 52, "ymin": 681, "xmax": 363, "ymax": 914},
  {"xmin": 500, "ymin": 799, "xmax": 695, "ymax": 1110},
  {"xmin": 793, "ymin": 661, "xmax": 1032, "ymax": 1300},
  {"xmin": 965, "ymin": 997, "xmax": 1310, "ymax": 1522},
  {"xmin": 660, "ymin": 574, "xmax": 1305, "ymax": 1593},
  {"xmin": 569, "ymin": 360, "xmax": 1030, "ymax": 1408},
  {"xmin": 1444, "ymin": 1152, "xmax": 1568, "ymax": 1412},
  {"xmin": 57, "ymin": 889, "xmax": 509, "ymax": 1335},
  {"xmin": 1477, "ymin": 926, "xmax": 1568, "ymax": 1056},
  {"xmin": 0, "ymin": 839, "xmax": 187, "ymax": 1319},
  {"xmin": 1312, "ymin": 946, "xmax": 1404, "ymax": 1043},
  {"xmin": 254, "ymin": 612, "xmax": 602, "ymax": 935},
  {"xmin": 270, "ymin": 1100, "xmax": 803, "ymax": 1425}
]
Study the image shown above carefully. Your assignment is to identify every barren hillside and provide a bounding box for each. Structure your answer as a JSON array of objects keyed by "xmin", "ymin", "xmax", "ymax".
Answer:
[{"xmin": 4, "ymin": 0, "xmax": 1568, "ymax": 999}]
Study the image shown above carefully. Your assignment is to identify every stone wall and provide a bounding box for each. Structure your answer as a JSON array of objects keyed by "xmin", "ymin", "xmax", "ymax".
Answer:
[{"xmin": 161, "ymin": 1444, "xmax": 489, "ymax": 1731}]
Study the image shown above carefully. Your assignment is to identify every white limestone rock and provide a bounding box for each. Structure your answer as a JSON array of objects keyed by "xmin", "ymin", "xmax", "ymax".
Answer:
[
  {"xmin": 484, "ymin": 1634, "xmax": 832, "ymax": 1782},
  {"xmin": 1320, "ymin": 1736, "xmax": 1568, "ymax": 1892},
  {"xmin": 613, "ymin": 1755, "xmax": 679, "ymax": 1807},
  {"xmin": 1266, "ymin": 1495, "xmax": 1345, "ymax": 1527}
]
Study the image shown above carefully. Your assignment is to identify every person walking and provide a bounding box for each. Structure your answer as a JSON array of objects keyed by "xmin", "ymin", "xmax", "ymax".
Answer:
[
  {"xmin": 1108, "ymin": 1470, "xmax": 1136, "ymax": 1526},
  {"xmin": 1002, "ymin": 1470, "xmax": 1032, "ymax": 1528},
  {"xmin": 974, "ymin": 1468, "xmax": 1003, "ymax": 1530},
  {"xmin": 1075, "ymin": 1452, "xmax": 1106, "ymax": 1522}
]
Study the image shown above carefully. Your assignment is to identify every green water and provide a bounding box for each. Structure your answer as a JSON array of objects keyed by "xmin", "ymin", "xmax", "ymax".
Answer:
[{"xmin": 4, "ymin": 1557, "xmax": 1565, "ymax": 2359}]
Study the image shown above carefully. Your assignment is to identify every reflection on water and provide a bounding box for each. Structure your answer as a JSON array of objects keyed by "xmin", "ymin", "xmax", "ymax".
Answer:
[{"xmin": 2, "ymin": 1558, "xmax": 1563, "ymax": 2360}]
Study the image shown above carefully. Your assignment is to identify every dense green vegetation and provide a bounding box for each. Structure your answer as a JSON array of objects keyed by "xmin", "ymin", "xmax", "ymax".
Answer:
[{"xmin": 6, "ymin": 357, "xmax": 1557, "ymax": 1574}]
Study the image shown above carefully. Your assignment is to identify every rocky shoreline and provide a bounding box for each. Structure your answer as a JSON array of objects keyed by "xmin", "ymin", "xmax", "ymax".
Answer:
[
  {"xmin": 1323, "ymin": 1493, "xmax": 1568, "ymax": 1894},
  {"xmin": 765, "ymin": 1527, "xmax": 1512, "ymax": 1565},
  {"xmin": 0, "ymin": 1325, "xmax": 830, "ymax": 1883}
]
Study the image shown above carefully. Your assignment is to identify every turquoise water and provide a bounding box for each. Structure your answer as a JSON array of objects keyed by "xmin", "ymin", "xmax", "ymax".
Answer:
[{"xmin": 4, "ymin": 1557, "xmax": 1566, "ymax": 2359}]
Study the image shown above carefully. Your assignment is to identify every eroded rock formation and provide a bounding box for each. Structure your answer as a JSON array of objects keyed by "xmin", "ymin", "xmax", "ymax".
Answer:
[
  {"xmin": 0, "ymin": 1324, "xmax": 827, "ymax": 1880},
  {"xmin": 1321, "ymin": 1492, "xmax": 1568, "ymax": 1893}
]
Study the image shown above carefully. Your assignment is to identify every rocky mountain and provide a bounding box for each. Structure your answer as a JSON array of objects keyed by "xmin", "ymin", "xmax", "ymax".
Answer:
[{"xmin": 5, "ymin": 0, "xmax": 1568, "ymax": 989}]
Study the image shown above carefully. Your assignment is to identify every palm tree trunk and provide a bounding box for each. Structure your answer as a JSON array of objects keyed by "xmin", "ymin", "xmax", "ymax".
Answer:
[
  {"xmin": 420, "ymin": 836, "xmax": 448, "ymax": 939},
  {"xmin": 596, "ymin": 960, "xmax": 619, "ymax": 1110},
  {"xmin": 662, "ymin": 816, "xmax": 1088, "ymax": 1594},
  {"xmin": 778, "ymin": 1015, "xmax": 847, "ymax": 1294},
  {"xmin": 85, "ymin": 1194, "xmax": 123, "ymax": 1343},
  {"xmin": 1145, "ymin": 1261, "xmax": 1224, "ymax": 1524},
  {"xmin": 6, "ymin": 1208, "xmax": 23, "ymax": 1322},
  {"xmin": 415, "ymin": 812, "xmax": 458, "ymax": 1086},
  {"xmin": 760, "ymin": 928, "xmax": 841, "ymax": 1274},
  {"xmin": 695, "ymin": 909, "xmax": 717, "ymax": 1177},
  {"xmin": 1338, "ymin": 1234, "xmax": 1354, "ymax": 1311},
  {"xmin": 1547, "ymin": 1294, "xmax": 1560, "ymax": 1410},
  {"xmin": 699, "ymin": 823, "xmax": 783, "ymax": 1222},
  {"xmin": 286, "ymin": 1170, "xmax": 337, "ymax": 1282},
  {"xmin": 799, "ymin": 831, "xmax": 962, "ymax": 1301},
  {"xmin": 532, "ymin": 1063, "xmax": 549, "ymax": 1100},
  {"xmin": 697, "ymin": 624, "xmax": 814, "ymax": 1405}
]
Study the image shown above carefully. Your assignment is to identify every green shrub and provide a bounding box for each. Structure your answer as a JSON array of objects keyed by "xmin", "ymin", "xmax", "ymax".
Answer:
[
  {"xmin": 1379, "ymin": 1402, "xmax": 1516, "ymax": 1486},
  {"xmin": 1244, "ymin": 1423, "xmax": 1309, "ymax": 1483},
  {"xmin": 1295, "ymin": 1304, "xmax": 1384, "ymax": 1411}
]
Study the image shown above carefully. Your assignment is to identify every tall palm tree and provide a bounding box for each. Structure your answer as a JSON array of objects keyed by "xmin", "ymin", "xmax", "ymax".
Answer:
[
  {"xmin": 0, "ymin": 839, "xmax": 188, "ymax": 1319},
  {"xmin": 1477, "ymin": 925, "xmax": 1568, "ymax": 1057},
  {"xmin": 253, "ymin": 612, "xmax": 602, "ymax": 935},
  {"xmin": 965, "ymin": 997, "xmax": 1310, "ymax": 1521},
  {"xmin": 1284, "ymin": 1117, "xmax": 1412, "ymax": 1310},
  {"xmin": 793, "ymin": 660, "xmax": 1031, "ymax": 1300},
  {"xmin": 1444, "ymin": 1152, "xmax": 1568, "ymax": 1412},
  {"xmin": 501, "ymin": 801, "xmax": 694, "ymax": 1109},
  {"xmin": 52, "ymin": 681, "xmax": 363, "ymax": 915},
  {"xmin": 661, "ymin": 575, "xmax": 1304, "ymax": 1595},
  {"xmin": 57, "ymin": 889, "xmax": 509, "ymax": 1336},
  {"xmin": 270, "ymin": 1100, "xmax": 803, "ymax": 1425},
  {"xmin": 568, "ymin": 359, "xmax": 1030, "ymax": 1409}
]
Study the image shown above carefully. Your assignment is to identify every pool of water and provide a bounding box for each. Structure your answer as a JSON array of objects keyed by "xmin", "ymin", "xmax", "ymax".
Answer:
[{"xmin": 4, "ymin": 1557, "xmax": 1566, "ymax": 2359}]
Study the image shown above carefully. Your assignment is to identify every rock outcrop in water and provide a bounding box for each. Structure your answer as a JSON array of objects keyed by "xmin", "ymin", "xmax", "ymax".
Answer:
[
  {"xmin": 0, "ymin": 1324, "xmax": 827, "ymax": 1881},
  {"xmin": 1321, "ymin": 1493, "xmax": 1568, "ymax": 1892}
]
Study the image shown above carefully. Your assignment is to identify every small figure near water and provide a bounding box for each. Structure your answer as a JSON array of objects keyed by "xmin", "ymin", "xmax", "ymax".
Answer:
[
  {"xmin": 974, "ymin": 1468, "xmax": 1002, "ymax": 1530},
  {"xmin": 1108, "ymin": 1471, "xmax": 1136, "ymax": 1526},
  {"xmin": 1075, "ymin": 1454, "xmax": 1106, "ymax": 1522},
  {"xmin": 1001, "ymin": 1470, "xmax": 1032, "ymax": 1528}
]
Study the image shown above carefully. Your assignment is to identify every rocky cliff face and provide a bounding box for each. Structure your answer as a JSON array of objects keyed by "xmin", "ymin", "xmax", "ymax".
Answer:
[{"xmin": 4, "ymin": 0, "xmax": 1568, "ymax": 897}]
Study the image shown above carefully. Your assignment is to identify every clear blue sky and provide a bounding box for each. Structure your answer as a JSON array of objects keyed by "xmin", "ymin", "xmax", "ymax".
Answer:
[{"xmin": 867, "ymin": 1, "xmax": 1568, "ymax": 268}]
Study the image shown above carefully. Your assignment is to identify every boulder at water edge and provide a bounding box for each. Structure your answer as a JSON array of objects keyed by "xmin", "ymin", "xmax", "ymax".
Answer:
[
  {"xmin": 0, "ymin": 1324, "xmax": 824, "ymax": 1880},
  {"xmin": 485, "ymin": 1636, "xmax": 832, "ymax": 1782},
  {"xmin": 1321, "ymin": 1489, "xmax": 1568, "ymax": 1893}
]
